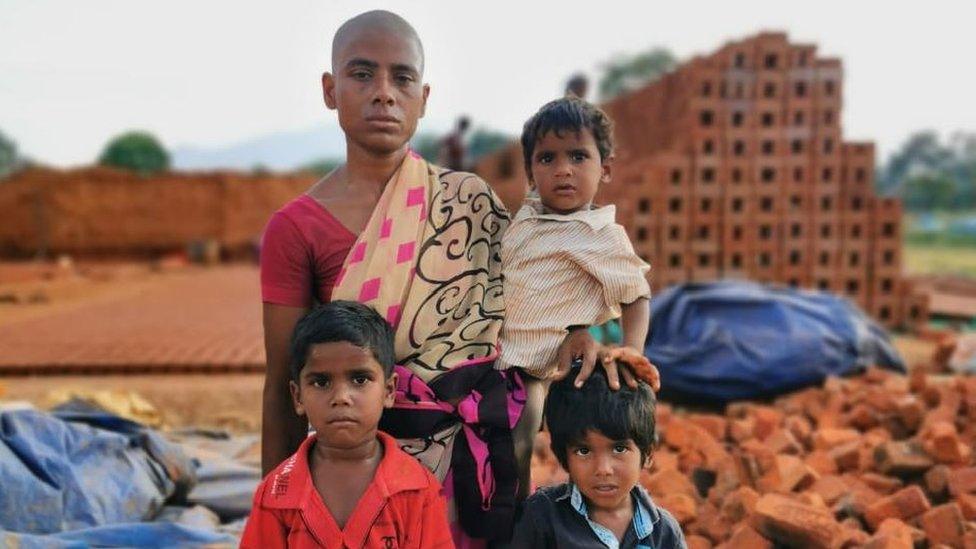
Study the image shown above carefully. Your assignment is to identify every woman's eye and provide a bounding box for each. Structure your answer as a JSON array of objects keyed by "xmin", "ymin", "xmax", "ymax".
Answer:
[
  {"xmin": 573, "ymin": 447, "xmax": 590, "ymax": 456},
  {"xmin": 352, "ymin": 375, "xmax": 369, "ymax": 385}
]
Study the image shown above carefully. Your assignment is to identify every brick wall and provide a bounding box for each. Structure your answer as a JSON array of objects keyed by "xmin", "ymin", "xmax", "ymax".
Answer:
[
  {"xmin": 474, "ymin": 32, "xmax": 926, "ymax": 329},
  {"xmin": 0, "ymin": 167, "xmax": 313, "ymax": 257}
]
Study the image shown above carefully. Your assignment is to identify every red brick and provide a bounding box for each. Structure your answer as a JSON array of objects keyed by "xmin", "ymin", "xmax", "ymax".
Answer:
[
  {"xmin": 813, "ymin": 428, "xmax": 860, "ymax": 451},
  {"xmin": 925, "ymin": 464, "xmax": 951, "ymax": 500},
  {"xmin": 642, "ymin": 468, "xmax": 699, "ymax": 500},
  {"xmin": 860, "ymin": 473, "xmax": 903, "ymax": 495},
  {"xmin": 719, "ymin": 486, "xmax": 760, "ymax": 524},
  {"xmin": 894, "ymin": 395, "xmax": 925, "ymax": 434},
  {"xmin": 832, "ymin": 479, "xmax": 883, "ymax": 521},
  {"xmin": 923, "ymin": 420, "xmax": 972, "ymax": 464},
  {"xmin": 691, "ymin": 502, "xmax": 732, "ymax": 544},
  {"xmin": 925, "ymin": 385, "xmax": 962, "ymax": 429},
  {"xmin": 829, "ymin": 440, "xmax": 862, "ymax": 472},
  {"xmin": 728, "ymin": 417, "xmax": 755, "ymax": 443},
  {"xmin": 909, "ymin": 369, "xmax": 928, "ymax": 394},
  {"xmin": 920, "ymin": 503, "xmax": 966, "ymax": 547},
  {"xmin": 752, "ymin": 407, "xmax": 783, "ymax": 441},
  {"xmin": 805, "ymin": 449, "xmax": 840, "ymax": 475},
  {"xmin": 863, "ymin": 485, "xmax": 931, "ymax": 530},
  {"xmin": 764, "ymin": 429, "xmax": 802, "ymax": 455},
  {"xmin": 688, "ymin": 414, "xmax": 728, "ymax": 441},
  {"xmin": 721, "ymin": 524, "xmax": 773, "ymax": 549},
  {"xmin": 662, "ymin": 416, "xmax": 697, "ymax": 450},
  {"xmin": 964, "ymin": 531, "xmax": 976, "ymax": 549},
  {"xmin": 873, "ymin": 440, "xmax": 934, "ymax": 476},
  {"xmin": 847, "ymin": 403, "xmax": 880, "ymax": 430},
  {"xmin": 752, "ymin": 493, "xmax": 845, "ymax": 547},
  {"xmin": 658, "ymin": 493, "xmax": 698, "ymax": 525},
  {"xmin": 863, "ymin": 518, "xmax": 916, "ymax": 549},
  {"xmin": 686, "ymin": 534, "xmax": 713, "ymax": 549},
  {"xmin": 957, "ymin": 492, "xmax": 976, "ymax": 520},
  {"xmin": 783, "ymin": 415, "xmax": 813, "ymax": 447},
  {"xmin": 775, "ymin": 454, "xmax": 818, "ymax": 492},
  {"xmin": 810, "ymin": 475, "xmax": 850, "ymax": 505},
  {"xmin": 949, "ymin": 467, "xmax": 976, "ymax": 497}
]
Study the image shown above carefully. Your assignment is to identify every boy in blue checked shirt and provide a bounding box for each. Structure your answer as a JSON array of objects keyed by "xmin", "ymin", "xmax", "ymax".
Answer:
[{"xmin": 503, "ymin": 366, "xmax": 686, "ymax": 548}]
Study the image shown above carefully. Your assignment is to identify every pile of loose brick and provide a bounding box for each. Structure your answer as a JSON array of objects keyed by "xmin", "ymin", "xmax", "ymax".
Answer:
[{"xmin": 531, "ymin": 366, "xmax": 976, "ymax": 548}]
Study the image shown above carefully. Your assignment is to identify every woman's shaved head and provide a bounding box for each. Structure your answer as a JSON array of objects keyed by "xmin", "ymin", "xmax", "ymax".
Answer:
[{"xmin": 331, "ymin": 10, "xmax": 424, "ymax": 75}]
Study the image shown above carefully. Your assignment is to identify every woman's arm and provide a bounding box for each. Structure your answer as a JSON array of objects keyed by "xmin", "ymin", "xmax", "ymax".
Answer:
[
  {"xmin": 615, "ymin": 297, "xmax": 660, "ymax": 391},
  {"xmin": 261, "ymin": 303, "xmax": 309, "ymax": 475}
]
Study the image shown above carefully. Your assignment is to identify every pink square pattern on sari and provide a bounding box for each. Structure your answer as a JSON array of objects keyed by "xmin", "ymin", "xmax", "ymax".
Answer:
[
  {"xmin": 348, "ymin": 241, "xmax": 367, "ymax": 264},
  {"xmin": 396, "ymin": 241, "xmax": 415, "ymax": 264},
  {"xmin": 386, "ymin": 304, "xmax": 401, "ymax": 327},
  {"xmin": 379, "ymin": 218, "xmax": 393, "ymax": 239},
  {"xmin": 358, "ymin": 277, "xmax": 381, "ymax": 302},
  {"xmin": 406, "ymin": 186, "xmax": 425, "ymax": 207}
]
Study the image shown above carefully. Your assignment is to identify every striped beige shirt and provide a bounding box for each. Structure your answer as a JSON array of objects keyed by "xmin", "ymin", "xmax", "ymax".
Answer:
[{"xmin": 499, "ymin": 199, "xmax": 650, "ymax": 377}]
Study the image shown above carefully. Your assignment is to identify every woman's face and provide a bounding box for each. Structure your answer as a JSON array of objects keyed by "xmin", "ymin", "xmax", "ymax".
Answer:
[{"xmin": 324, "ymin": 26, "xmax": 429, "ymax": 156}]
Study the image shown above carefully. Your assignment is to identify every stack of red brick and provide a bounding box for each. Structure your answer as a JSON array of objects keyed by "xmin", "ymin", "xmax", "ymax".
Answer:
[
  {"xmin": 474, "ymin": 31, "xmax": 929, "ymax": 332},
  {"xmin": 531, "ymin": 367, "xmax": 976, "ymax": 548}
]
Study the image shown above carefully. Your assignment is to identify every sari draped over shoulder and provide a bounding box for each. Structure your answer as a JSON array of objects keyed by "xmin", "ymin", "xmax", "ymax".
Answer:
[{"xmin": 331, "ymin": 150, "xmax": 523, "ymax": 544}]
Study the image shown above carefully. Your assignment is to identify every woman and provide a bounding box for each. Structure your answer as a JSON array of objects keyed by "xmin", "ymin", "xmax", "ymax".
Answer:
[{"xmin": 260, "ymin": 10, "xmax": 649, "ymax": 546}]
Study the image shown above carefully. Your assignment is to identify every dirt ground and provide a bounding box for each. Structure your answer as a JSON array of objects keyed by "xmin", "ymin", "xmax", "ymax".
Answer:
[
  {"xmin": 0, "ymin": 258, "xmax": 939, "ymax": 442},
  {"xmin": 0, "ymin": 336, "xmax": 935, "ymax": 438}
]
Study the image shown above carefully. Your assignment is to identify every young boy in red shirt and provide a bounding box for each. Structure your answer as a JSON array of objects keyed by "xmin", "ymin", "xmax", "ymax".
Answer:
[{"xmin": 241, "ymin": 301, "xmax": 453, "ymax": 548}]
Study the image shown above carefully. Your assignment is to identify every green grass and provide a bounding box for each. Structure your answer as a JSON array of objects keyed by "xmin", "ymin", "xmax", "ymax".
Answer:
[
  {"xmin": 904, "ymin": 243, "xmax": 976, "ymax": 278},
  {"xmin": 903, "ymin": 210, "xmax": 976, "ymax": 278}
]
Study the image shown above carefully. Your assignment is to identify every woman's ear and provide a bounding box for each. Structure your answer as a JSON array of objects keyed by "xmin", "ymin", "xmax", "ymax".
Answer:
[{"xmin": 322, "ymin": 72, "xmax": 337, "ymax": 110}]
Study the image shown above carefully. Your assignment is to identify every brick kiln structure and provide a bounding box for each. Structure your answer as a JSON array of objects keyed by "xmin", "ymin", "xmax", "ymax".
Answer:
[
  {"xmin": 0, "ymin": 167, "xmax": 313, "ymax": 258},
  {"xmin": 475, "ymin": 32, "xmax": 927, "ymax": 330}
]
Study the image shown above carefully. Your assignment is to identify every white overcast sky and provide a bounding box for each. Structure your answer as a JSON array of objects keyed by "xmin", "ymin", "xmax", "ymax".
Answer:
[{"xmin": 2, "ymin": 0, "xmax": 974, "ymax": 168}]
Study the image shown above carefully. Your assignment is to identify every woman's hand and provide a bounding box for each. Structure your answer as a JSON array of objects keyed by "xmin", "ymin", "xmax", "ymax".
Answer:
[{"xmin": 602, "ymin": 345, "xmax": 661, "ymax": 392}]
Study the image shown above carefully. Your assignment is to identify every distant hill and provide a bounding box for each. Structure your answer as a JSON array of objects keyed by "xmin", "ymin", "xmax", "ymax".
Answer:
[{"xmin": 171, "ymin": 123, "xmax": 347, "ymax": 171}]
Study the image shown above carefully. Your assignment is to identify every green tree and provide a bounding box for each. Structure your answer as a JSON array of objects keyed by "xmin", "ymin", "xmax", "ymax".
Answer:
[
  {"xmin": 97, "ymin": 131, "xmax": 170, "ymax": 175},
  {"xmin": 879, "ymin": 131, "xmax": 976, "ymax": 211},
  {"xmin": 598, "ymin": 47, "xmax": 677, "ymax": 102},
  {"xmin": 903, "ymin": 174, "xmax": 956, "ymax": 211},
  {"xmin": 0, "ymin": 128, "xmax": 18, "ymax": 179}
]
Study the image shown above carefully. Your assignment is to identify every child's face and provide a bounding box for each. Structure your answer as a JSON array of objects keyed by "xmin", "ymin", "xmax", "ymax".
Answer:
[
  {"xmin": 566, "ymin": 430, "xmax": 645, "ymax": 513},
  {"xmin": 289, "ymin": 341, "xmax": 396, "ymax": 450},
  {"xmin": 529, "ymin": 129, "xmax": 610, "ymax": 214},
  {"xmin": 323, "ymin": 25, "xmax": 429, "ymax": 156}
]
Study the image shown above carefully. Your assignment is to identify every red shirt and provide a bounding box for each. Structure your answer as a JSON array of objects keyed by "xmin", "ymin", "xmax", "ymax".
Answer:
[
  {"xmin": 260, "ymin": 194, "xmax": 357, "ymax": 307},
  {"xmin": 240, "ymin": 431, "xmax": 453, "ymax": 549}
]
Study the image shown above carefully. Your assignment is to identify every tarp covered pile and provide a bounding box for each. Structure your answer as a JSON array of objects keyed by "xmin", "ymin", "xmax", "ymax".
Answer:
[{"xmin": 0, "ymin": 401, "xmax": 260, "ymax": 548}]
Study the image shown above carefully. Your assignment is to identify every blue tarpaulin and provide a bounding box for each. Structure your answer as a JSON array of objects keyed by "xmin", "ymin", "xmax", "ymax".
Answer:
[
  {"xmin": 0, "ymin": 407, "xmax": 243, "ymax": 547},
  {"xmin": 645, "ymin": 281, "xmax": 905, "ymax": 403}
]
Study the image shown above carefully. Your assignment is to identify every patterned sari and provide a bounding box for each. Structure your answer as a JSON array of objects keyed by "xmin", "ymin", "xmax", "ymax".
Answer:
[{"xmin": 331, "ymin": 151, "xmax": 524, "ymax": 546}]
